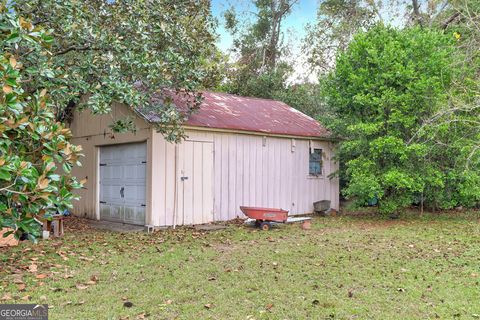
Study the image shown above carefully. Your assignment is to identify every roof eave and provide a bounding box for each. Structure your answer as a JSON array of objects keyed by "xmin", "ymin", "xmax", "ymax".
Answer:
[{"xmin": 182, "ymin": 125, "xmax": 338, "ymax": 141}]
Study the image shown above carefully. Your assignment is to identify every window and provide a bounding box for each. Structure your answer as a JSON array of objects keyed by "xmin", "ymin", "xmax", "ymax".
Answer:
[{"xmin": 309, "ymin": 148, "xmax": 322, "ymax": 176}]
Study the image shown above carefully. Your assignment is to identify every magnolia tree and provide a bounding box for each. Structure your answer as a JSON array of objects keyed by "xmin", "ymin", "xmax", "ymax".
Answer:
[
  {"xmin": 1, "ymin": 0, "xmax": 222, "ymax": 240},
  {"xmin": 0, "ymin": 8, "xmax": 83, "ymax": 240}
]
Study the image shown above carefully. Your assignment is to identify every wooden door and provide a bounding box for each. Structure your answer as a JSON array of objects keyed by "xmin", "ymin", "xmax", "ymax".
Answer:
[{"xmin": 177, "ymin": 141, "xmax": 214, "ymax": 225}]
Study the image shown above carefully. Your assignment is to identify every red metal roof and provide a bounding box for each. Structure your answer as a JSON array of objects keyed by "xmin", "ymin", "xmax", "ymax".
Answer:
[{"xmin": 143, "ymin": 91, "xmax": 331, "ymax": 138}]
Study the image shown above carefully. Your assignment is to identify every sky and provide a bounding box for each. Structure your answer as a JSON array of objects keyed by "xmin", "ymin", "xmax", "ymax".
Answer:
[
  {"xmin": 211, "ymin": 0, "xmax": 320, "ymax": 82},
  {"xmin": 211, "ymin": 0, "xmax": 318, "ymax": 52}
]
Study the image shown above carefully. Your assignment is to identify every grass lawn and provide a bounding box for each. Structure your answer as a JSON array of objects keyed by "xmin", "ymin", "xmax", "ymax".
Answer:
[{"xmin": 1, "ymin": 213, "xmax": 480, "ymax": 319}]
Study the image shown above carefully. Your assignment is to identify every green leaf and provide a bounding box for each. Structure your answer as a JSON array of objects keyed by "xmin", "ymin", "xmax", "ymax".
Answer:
[{"xmin": 0, "ymin": 168, "xmax": 12, "ymax": 181}]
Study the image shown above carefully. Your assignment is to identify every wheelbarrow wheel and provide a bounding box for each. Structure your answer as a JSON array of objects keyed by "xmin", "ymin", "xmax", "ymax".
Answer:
[{"xmin": 260, "ymin": 222, "xmax": 271, "ymax": 231}]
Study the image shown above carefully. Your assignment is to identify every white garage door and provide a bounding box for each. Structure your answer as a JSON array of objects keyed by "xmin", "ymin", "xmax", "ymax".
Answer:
[{"xmin": 99, "ymin": 142, "xmax": 147, "ymax": 225}]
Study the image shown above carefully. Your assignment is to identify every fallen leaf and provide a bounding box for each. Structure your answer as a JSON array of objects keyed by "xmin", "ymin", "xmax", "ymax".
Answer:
[
  {"xmin": 75, "ymin": 284, "xmax": 88, "ymax": 290},
  {"xmin": 3, "ymin": 85, "xmax": 13, "ymax": 94},
  {"xmin": 28, "ymin": 264, "xmax": 38, "ymax": 273},
  {"xmin": 40, "ymin": 295, "xmax": 47, "ymax": 301},
  {"xmin": 165, "ymin": 299, "xmax": 173, "ymax": 305},
  {"xmin": 204, "ymin": 303, "xmax": 213, "ymax": 309},
  {"xmin": 9, "ymin": 56, "xmax": 17, "ymax": 68},
  {"xmin": 17, "ymin": 283, "xmax": 26, "ymax": 291},
  {"xmin": 79, "ymin": 256, "xmax": 94, "ymax": 262},
  {"xmin": 21, "ymin": 295, "xmax": 31, "ymax": 301},
  {"xmin": 36, "ymin": 274, "xmax": 48, "ymax": 279},
  {"xmin": 265, "ymin": 303, "xmax": 274, "ymax": 310},
  {"xmin": 1, "ymin": 294, "xmax": 12, "ymax": 301}
]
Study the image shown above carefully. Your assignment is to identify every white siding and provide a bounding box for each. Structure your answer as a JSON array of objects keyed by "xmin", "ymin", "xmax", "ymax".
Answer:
[{"xmin": 150, "ymin": 130, "xmax": 340, "ymax": 225}]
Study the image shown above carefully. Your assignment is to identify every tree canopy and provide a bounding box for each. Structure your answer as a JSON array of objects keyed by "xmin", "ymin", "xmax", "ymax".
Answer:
[
  {"xmin": 323, "ymin": 25, "xmax": 459, "ymax": 214},
  {"xmin": 12, "ymin": 0, "xmax": 222, "ymax": 141},
  {"xmin": 220, "ymin": 0, "xmax": 297, "ymax": 97}
]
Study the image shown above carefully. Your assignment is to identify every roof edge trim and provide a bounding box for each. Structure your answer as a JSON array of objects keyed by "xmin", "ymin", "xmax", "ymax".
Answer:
[{"xmin": 183, "ymin": 125, "xmax": 339, "ymax": 141}]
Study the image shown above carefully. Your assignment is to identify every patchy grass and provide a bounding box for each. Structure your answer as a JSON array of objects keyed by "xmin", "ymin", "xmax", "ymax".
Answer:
[{"xmin": 1, "ymin": 213, "xmax": 480, "ymax": 319}]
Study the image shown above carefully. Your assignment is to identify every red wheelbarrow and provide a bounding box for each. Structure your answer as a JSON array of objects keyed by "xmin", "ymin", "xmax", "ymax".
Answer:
[{"xmin": 240, "ymin": 206, "xmax": 289, "ymax": 231}]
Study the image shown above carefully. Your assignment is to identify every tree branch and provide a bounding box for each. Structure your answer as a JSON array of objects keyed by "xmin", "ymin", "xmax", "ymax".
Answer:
[
  {"xmin": 441, "ymin": 11, "xmax": 461, "ymax": 29},
  {"xmin": 53, "ymin": 44, "xmax": 100, "ymax": 56}
]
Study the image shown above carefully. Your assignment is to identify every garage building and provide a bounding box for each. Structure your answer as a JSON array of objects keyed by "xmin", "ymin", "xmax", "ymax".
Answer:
[{"xmin": 69, "ymin": 91, "xmax": 339, "ymax": 227}]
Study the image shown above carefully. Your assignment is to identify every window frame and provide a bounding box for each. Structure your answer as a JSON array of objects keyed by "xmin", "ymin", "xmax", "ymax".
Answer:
[{"xmin": 308, "ymin": 148, "xmax": 323, "ymax": 177}]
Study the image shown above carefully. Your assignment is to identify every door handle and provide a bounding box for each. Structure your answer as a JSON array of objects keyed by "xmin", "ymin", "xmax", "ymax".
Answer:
[
  {"xmin": 120, "ymin": 187, "xmax": 124, "ymax": 198},
  {"xmin": 181, "ymin": 176, "xmax": 188, "ymax": 181}
]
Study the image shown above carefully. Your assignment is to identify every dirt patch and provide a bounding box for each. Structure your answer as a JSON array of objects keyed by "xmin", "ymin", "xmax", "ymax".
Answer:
[{"xmin": 64, "ymin": 216, "xmax": 95, "ymax": 233}]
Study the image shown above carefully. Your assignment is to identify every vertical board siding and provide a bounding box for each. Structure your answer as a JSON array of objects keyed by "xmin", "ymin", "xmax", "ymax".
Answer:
[
  {"xmin": 228, "ymin": 135, "xmax": 237, "ymax": 218},
  {"xmin": 183, "ymin": 141, "xmax": 194, "ymax": 224},
  {"xmin": 220, "ymin": 135, "xmax": 229, "ymax": 220},
  {"xmin": 235, "ymin": 137, "xmax": 243, "ymax": 214},
  {"xmin": 163, "ymin": 142, "xmax": 176, "ymax": 226},
  {"xmin": 202, "ymin": 143, "xmax": 214, "ymax": 223},
  {"xmin": 195, "ymin": 131, "xmax": 339, "ymax": 221}
]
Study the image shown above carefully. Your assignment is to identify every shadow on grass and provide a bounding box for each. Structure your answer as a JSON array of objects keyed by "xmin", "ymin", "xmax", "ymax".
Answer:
[{"xmin": 342, "ymin": 206, "xmax": 480, "ymax": 223}]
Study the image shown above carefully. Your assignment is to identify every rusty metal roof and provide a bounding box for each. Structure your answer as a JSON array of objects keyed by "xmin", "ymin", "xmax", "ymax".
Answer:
[{"xmin": 143, "ymin": 91, "xmax": 331, "ymax": 138}]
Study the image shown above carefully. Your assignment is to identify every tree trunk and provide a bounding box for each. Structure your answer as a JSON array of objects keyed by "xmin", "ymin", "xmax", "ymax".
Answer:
[
  {"xmin": 411, "ymin": 0, "xmax": 423, "ymax": 26},
  {"xmin": 266, "ymin": 0, "xmax": 279, "ymax": 69},
  {"xmin": 420, "ymin": 192, "xmax": 424, "ymax": 216}
]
